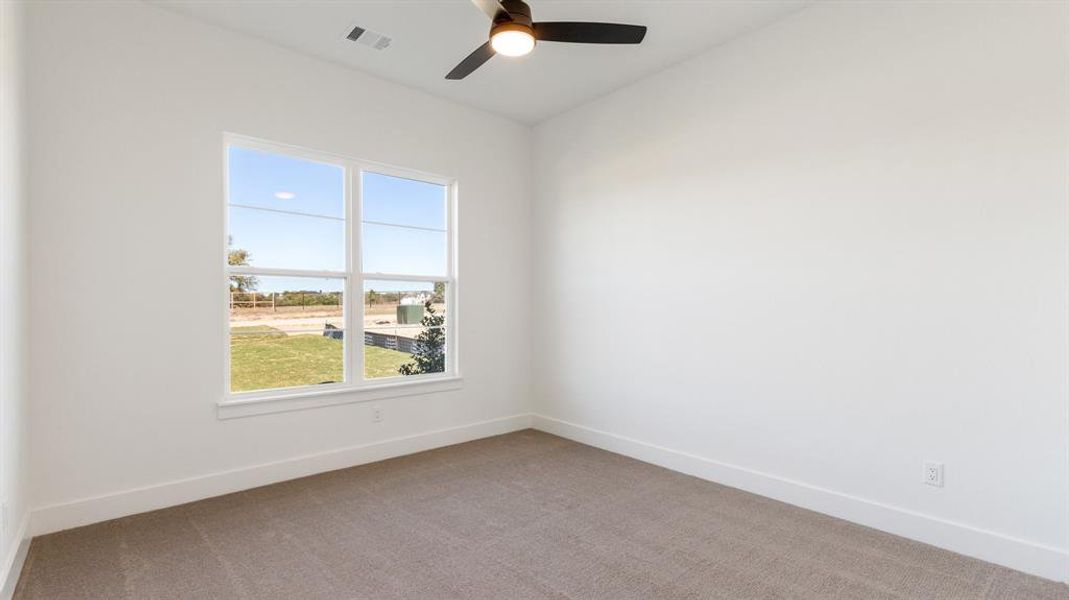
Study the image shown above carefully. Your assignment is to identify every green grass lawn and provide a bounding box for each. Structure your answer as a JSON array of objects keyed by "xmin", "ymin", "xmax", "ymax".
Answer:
[
  {"xmin": 365, "ymin": 345, "xmax": 414, "ymax": 379},
  {"xmin": 230, "ymin": 326, "xmax": 412, "ymax": 392}
]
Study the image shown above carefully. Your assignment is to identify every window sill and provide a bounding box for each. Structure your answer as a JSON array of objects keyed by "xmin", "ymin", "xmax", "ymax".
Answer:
[{"xmin": 217, "ymin": 376, "xmax": 463, "ymax": 420}]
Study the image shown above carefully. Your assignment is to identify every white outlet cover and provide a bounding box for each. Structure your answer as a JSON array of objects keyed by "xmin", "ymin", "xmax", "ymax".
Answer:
[{"xmin": 923, "ymin": 461, "xmax": 944, "ymax": 487}]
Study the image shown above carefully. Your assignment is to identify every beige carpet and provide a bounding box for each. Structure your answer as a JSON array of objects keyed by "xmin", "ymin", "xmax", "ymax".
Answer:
[{"xmin": 14, "ymin": 430, "xmax": 1068, "ymax": 599}]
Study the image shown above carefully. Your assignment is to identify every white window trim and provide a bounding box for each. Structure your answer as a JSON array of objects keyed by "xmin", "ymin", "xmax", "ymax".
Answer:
[{"xmin": 220, "ymin": 133, "xmax": 461, "ymax": 419}]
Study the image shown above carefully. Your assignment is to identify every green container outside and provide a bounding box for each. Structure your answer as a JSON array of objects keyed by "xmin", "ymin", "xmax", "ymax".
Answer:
[{"xmin": 396, "ymin": 304, "xmax": 425, "ymax": 325}]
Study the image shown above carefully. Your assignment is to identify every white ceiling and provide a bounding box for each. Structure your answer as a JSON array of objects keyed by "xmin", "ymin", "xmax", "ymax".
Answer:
[{"xmin": 150, "ymin": 0, "xmax": 810, "ymax": 124}]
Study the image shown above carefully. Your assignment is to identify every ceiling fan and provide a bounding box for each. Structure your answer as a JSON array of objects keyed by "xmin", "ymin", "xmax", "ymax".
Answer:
[{"xmin": 445, "ymin": 0, "xmax": 647, "ymax": 80}]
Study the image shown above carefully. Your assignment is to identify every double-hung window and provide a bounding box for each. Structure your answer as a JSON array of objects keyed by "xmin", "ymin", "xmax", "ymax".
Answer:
[{"xmin": 224, "ymin": 135, "xmax": 456, "ymax": 406}]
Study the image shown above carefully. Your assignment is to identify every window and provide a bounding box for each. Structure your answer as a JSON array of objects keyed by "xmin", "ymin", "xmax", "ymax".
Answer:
[{"xmin": 224, "ymin": 136, "xmax": 456, "ymax": 405}]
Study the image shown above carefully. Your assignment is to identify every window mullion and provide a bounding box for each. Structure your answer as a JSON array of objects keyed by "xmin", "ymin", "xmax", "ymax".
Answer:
[
  {"xmin": 446, "ymin": 180, "xmax": 457, "ymax": 376},
  {"xmin": 349, "ymin": 162, "xmax": 365, "ymax": 386},
  {"xmin": 358, "ymin": 272, "xmax": 452, "ymax": 283},
  {"xmin": 227, "ymin": 266, "xmax": 348, "ymax": 280}
]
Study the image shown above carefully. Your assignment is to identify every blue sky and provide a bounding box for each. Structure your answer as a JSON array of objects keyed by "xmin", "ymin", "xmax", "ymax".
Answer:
[{"xmin": 228, "ymin": 146, "xmax": 446, "ymax": 293}]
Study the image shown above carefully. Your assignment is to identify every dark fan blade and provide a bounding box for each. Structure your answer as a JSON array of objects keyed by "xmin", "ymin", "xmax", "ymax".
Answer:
[
  {"xmin": 533, "ymin": 22, "xmax": 647, "ymax": 44},
  {"xmin": 470, "ymin": 0, "xmax": 509, "ymax": 22},
  {"xmin": 445, "ymin": 41, "xmax": 496, "ymax": 80}
]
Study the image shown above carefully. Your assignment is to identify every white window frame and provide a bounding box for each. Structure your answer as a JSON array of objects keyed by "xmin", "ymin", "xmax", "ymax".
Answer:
[{"xmin": 219, "ymin": 133, "xmax": 461, "ymax": 419}]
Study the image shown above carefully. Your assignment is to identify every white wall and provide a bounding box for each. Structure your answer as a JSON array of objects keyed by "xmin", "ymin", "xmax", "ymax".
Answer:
[
  {"xmin": 0, "ymin": 0, "xmax": 31, "ymax": 590},
  {"xmin": 533, "ymin": 1, "xmax": 1069, "ymax": 580},
  {"xmin": 25, "ymin": 1, "xmax": 532, "ymax": 530}
]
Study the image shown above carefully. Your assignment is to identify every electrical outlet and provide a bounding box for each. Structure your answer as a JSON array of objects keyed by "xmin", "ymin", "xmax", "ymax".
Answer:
[
  {"xmin": 371, "ymin": 406, "xmax": 382, "ymax": 423},
  {"xmin": 923, "ymin": 461, "xmax": 944, "ymax": 487}
]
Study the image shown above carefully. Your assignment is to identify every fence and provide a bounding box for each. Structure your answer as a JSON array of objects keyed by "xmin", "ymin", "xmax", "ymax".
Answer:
[
  {"xmin": 229, "ymin": 291, "xmax": 276, "ymax": 310},
  {"xmin": 322, "ymin": 326, "xmax": 421, "ymax": 354},
  {"xmin": 363, "ymin": 330, "xmax": 420, "ymax": 354},
  {"xmin": 230, "ymin": 291, "xmax": 343, "ymax": 311}
]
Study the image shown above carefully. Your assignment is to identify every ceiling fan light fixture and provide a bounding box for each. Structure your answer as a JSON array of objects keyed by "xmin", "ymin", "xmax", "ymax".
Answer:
[
  {"xmin": 490, "ymin": 23, "xmax": 535, "ymax": 57},
  {"xmin": 446, "ymin": 0, "xmax": 647, "ymax": 80}
]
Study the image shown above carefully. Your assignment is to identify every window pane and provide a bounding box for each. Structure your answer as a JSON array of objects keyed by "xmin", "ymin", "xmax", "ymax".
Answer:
[
  {"xmin": 228, "ymin": 146, "xmax": 344, "ymax": 218},
  {"xmin": 229, "ymin": 276, "xmax": 345, "ymax": 393},
  {"xmin": 362, "ymin": 172, "xmax": 446, "ymax": 230},
  {"xmin": 361, "ymin": 223, "xmax": 446, "ymax": 276},
  {"xmin": 229, "ymin": 206, "xmax": 344, "ymax": 271},
  {"xmin": 363, "ymin": 280, "xmax": 446, "ymax": 379}
]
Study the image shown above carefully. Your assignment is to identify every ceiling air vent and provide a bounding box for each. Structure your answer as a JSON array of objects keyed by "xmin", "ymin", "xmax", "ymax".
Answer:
[{"xmin": 346, "ymin": 26, "xmax": 392, "ymax": 51}]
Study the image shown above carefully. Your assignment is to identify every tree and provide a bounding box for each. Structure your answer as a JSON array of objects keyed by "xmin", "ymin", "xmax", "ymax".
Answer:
[
  {"xmin": 366, "ymin": 289, "xmax": 379, "ymax": 306},
  {"xmin": 227, "ymin": 236, "xmax": 258, "ymax": 293},
  {"xmin": 398, "ymin": 301, "xmax": 445, "ymax": 376}
]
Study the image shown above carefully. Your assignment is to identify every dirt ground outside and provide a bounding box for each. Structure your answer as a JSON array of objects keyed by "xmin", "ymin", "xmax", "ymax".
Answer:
[{"xmin": 229, "ymin": 303, "xmax": 446, "ymax": 340}]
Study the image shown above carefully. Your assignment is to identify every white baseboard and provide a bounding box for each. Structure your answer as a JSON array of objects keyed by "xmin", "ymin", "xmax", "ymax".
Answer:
[
  {"xmin": 31, "ymin": 413, "xmax": 533, "ymax": 537},
  {"xmin": 0, "ymin": 514, "xmax": 30, "ymax": 600},
  {"xmin": 531, "ymin": 414, "xmax": 1069, "ymax": 583}
]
